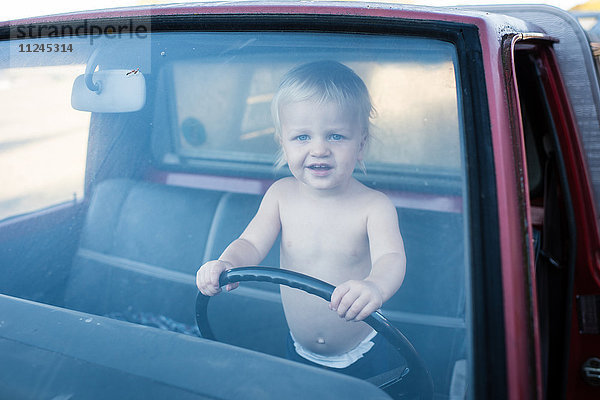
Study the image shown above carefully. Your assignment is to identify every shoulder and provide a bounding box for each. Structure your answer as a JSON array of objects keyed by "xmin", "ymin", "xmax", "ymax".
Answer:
[
  {"xmin": 265, "ymin": 177, "xmax": 297, "ymax": 196},
  {"xmin": 262, "ymin": 177, "xmax": 298, "ymax": 204},
  {"xmin": 352, "ymin": 181, "xmax": 395, "ymax": 210},
  {"xmin": 359, "ymin": 188, "xmax": 402, "ymax": 236},
  {"xmin": 356, "ymin": 186, "xmax": 397, "ymax": 221}
]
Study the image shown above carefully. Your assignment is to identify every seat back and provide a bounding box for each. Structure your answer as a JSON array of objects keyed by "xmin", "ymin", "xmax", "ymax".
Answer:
[{"xmin": 64, "ymin": 179, "xmax": 222, "ymax": 326}]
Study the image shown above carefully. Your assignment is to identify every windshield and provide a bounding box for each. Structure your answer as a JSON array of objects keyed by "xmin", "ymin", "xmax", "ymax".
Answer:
[{"xmin": 0, "ymin": 26, "xmax": 470, "ymax": 399}]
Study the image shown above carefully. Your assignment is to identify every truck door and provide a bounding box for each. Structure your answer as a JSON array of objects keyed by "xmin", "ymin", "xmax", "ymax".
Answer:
[{"xmin": 512, "ymin": 37, "xmax": 600, "ymax": 399}]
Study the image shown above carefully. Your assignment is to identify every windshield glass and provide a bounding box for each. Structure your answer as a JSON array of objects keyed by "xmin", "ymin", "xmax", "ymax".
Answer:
[{"xmin": 0, "ymin": 28, "xmax": 470, "ymax": 399}]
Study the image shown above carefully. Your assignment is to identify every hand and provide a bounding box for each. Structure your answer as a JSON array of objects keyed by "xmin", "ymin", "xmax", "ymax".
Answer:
[
  {"xmin": 196, "ymin": 260, "xmax": 238, "ymax": 296},
  {"xmin": 329, "ymin": 280, "xmax": 383, "ymax": 321}
]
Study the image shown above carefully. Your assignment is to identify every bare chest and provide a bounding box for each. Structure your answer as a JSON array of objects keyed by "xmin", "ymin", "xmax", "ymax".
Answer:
[{"xmin": 279, "ymin": 202, "xmax": 370, "ymax": 268}]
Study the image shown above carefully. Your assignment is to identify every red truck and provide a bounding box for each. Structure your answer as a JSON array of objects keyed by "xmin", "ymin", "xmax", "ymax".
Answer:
[{"xmin": 0, "ymin": 2, "xmax": 598, "ymax": 399}]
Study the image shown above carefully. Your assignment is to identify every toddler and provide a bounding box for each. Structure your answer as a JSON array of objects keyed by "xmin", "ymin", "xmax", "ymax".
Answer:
[{"xmin": 197, "ymin": 60, "xmax": 406, "ymax": 378}]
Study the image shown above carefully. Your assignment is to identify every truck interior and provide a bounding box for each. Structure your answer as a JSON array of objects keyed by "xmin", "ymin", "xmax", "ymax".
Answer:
[{"xmin": 0, "ymin": 30, "xmax": 472, "ymax": 399}]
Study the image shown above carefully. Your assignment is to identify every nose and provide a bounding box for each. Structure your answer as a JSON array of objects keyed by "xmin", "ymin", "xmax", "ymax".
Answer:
[{"xmin": 309, "ymin": 138, "xmax": 331, "ymax": 157}]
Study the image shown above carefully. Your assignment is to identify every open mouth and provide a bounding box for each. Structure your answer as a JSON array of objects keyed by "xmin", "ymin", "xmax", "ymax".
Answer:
[{"xmin": 307, "ymin": 164, "xmax": 332, "ymax": 171}]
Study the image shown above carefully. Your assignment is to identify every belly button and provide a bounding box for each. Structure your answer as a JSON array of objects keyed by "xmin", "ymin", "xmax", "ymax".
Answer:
[{"xmin": 317, "ymin": 337, "xmax": 325, "ymax": 344}]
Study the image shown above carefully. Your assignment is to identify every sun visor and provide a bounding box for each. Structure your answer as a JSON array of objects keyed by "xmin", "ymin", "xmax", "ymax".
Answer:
[{"xmin": 71, "ymin": 69, "xmax": 145, "ymax": 112}]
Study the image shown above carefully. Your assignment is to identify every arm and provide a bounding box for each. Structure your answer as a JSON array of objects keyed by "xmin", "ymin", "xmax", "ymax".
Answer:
[
  {"xmin": 364, "ymin": 194, "xmax": 406, "ymax": 302},
  {"xmin": 196, "ymin": 182, "xmax": 282, "ymax": 295},
  {"xmin": 330, "ymin": 193, "xmax": 406, "ymax": 321}
]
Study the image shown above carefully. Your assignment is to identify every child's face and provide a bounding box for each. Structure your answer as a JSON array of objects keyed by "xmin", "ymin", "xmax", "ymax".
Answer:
[{"xmin": 279, "ymin": 99, "xmax": 365, "ymax": 192}]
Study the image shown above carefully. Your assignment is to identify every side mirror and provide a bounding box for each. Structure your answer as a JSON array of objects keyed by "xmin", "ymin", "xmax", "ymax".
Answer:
[{"xmin": 71, "ymin": 69, "xmax": 145, "ymax": 112}]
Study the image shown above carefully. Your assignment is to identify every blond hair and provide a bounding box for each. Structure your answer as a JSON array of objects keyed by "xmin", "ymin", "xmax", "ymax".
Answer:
[{"xmin": 271, "ymin": 61, "xmax": 375, "ymax": 169}]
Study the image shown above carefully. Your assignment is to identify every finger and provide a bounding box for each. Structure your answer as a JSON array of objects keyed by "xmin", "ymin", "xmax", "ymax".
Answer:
[
  {"xmin": 226, "ymin": 282, "xmax": 239, "ymax": 291},
  {"xmin": 204, "ymin": 281, "xmax": 222, "ymax": 296},
  {"xmin": 196, "ymin": 268, "xmax": 203, "ymax": 291},
  {"xmin": 336, "ymin": 290, "xmax": 361, "ymax": 318},
  {"xmin": 199, "ymin": 280, "xmax": 218, "ymax": 296},
  {"xmin": 200, "ymin": 268, "xmax": 218, "ymax": 296},
  {"xmin": 354, "ymin": 301, "xmax": 379, "ymax": 321},
  {"xmin": 330, "ymin": 284, "xmax": 350, "ymax": 311},
  {"xmin": 197, "ymin": 266, "xmax": 212, "ymax": 294},
  {"xmin": 209, "ymin": 265, "xmax": 223, "ymax": 290},
  {"xmin": 344, "ymin": 295, "xmax": 370, "ymax": 321},
  {"xmin": 200, "ymin": 271, "xmax": 217, "ymax": 295}
]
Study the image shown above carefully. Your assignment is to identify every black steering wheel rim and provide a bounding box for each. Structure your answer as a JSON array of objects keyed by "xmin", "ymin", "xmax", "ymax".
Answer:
[{"xmin": 195, "ymin": 266, "xmax": 433, "ymax": 400}]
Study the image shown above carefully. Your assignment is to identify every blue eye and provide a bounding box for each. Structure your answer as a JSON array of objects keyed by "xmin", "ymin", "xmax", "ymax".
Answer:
[
  {"xmin": 330, "ymin": 134, "xmax": 343, "ymax": 141},
  {"xmin": 296, "ymin": 134, "xmax": 309, "ymax": 142}
]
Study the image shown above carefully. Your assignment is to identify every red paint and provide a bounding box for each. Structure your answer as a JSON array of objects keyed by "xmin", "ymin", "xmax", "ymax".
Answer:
[
  {"xmin": 506, "ymin": 36, "xmax": 544, "ymax": 400},
  {"xmin": 0, "ymin": 2, "xmax": 500, "ymax": 33},
  {"xmin": 479, "ymin": 29, "xmax": 537, "ymax": 400},
  {"xmin": 537, "ymin": 46, "xmax": 600, "ymax": 398}
]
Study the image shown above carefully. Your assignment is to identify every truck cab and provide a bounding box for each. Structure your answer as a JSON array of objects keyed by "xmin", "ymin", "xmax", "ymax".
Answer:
[{"xmin": 0, "ymin": 2, "xmax": 599, "ymax": 399}]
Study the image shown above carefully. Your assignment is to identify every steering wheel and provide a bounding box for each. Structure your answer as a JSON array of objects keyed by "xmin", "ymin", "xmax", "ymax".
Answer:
[{"xmin": 195, "ymin": 267, "xmax": 433, "ymax": 400}]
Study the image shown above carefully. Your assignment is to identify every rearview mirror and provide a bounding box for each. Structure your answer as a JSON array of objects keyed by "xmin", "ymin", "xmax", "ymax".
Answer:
[{"xmin": 71, "ymin": 69, "xmax": 145, "ymax": 112}]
